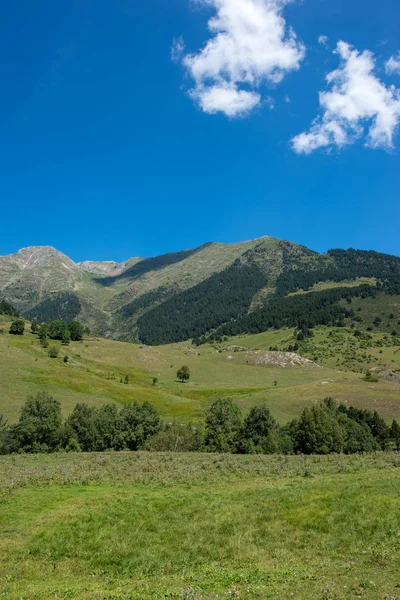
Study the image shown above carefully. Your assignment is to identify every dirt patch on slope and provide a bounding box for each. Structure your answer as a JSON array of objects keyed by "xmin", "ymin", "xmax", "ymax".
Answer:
[{"xmin": 245, "ymin": 351, "xmax": 320, "ymax": 369}]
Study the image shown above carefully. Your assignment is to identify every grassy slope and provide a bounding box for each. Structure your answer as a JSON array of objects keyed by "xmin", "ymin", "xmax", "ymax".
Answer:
[
  {"xmin": 1, "ymin": 312, "xmax": 400, "ymax": 425},
  {"xmin": 287, "ymin": 277, "xmax": 377, "ymax": 295},
  {"xmin": 1, "ymin": 452, "xmax": 400, "ymax": 599},
  {"xmin": 350, "ymin": 293, "xmax": 400, "ymax": 332}
]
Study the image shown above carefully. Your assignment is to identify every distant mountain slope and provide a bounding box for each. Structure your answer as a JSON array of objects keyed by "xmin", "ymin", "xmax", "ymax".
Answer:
[
  {"xmin": 0, "ymin": 246, "xmax": 83, "ymax": 312},
  {"xmin": 1, "ymin": 239, "xmax": 399, "ymax": 343}
]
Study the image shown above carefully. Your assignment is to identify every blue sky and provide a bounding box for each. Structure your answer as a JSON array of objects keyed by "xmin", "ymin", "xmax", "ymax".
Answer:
[{"xmin": 0, "ymin": 0, "xmax": 399, "ymax": 262}]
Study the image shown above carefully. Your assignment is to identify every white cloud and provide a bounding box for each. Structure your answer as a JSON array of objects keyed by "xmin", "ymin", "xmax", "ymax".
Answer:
[
  {"xmin": 318, "ymin": 35, "xmax": 328, "ymax": 47},
  {"xmin": 292, "ymin": 41, "xmax": 400, "ymax": 154},
  {"xmin": 179, "ymin": 0, "xmax": 305, "ymax": 117},
  {"xmin": 171, "ymin": 37, "xmax": 185, "ymax": 63},
  {"xmin": 191, "ymin": 83, "xmax": 261, "ymax": 116},
  {"xmin": 386, "ymin": 53, "xmax": 400, "ymax": 75}
]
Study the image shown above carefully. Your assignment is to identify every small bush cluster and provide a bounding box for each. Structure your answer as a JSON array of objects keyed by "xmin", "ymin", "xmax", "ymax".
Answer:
[
  {"xmin": 36, "ymin": 320, "xmax": 85, "ymax": 345},
  {"xmin": 1, "ymin": 393, "xmax": 399, "ymax": 455},
  {"xmin": 7, "ymin": 317, "xmax": 86, "ymax": 345},
  {"xmin": 9, "ymin": 319, "xmax": 25, "ymax": 335}
]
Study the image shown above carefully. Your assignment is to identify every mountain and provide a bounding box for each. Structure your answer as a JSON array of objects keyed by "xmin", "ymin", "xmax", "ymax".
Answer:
[{"xmin": 1, "ymin": 238, "xmax": 400, "ymax": 343}]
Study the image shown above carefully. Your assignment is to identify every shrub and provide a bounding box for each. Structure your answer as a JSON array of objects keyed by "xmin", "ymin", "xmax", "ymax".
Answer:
[
  {"xmin": 145, "ymin": 422, "xmax": 204, "ymax": 452},
  {"xmin": 48, "ymin": 320, "xmax": 69, "ymax": 340},
  {"xmin": 363, "ymin": 370, "xmax": 379, "ymax": 382},
  {"xmin": 69, "ymin": 321, "xmax": 84, "ymax": 341},
  {"xmin": 48, "ymin": 346, "xmax": 59, "ymax": 358},
  {"xmin": 61, "ymin": 330, "xmax": 71, "ymax": 345},
  {"xmin": 9, "ymin": 319, "xmax": 25, "ymax": 335},
  {"xmin": 38, "ymin": 323, "xmax": 49, "ymax": 340}
]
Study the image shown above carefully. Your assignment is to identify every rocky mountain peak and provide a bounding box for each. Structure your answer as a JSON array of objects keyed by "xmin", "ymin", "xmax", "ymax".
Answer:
[{"xmin": 9, "ymin": 246, "xmax": 76, "ymax": 270}]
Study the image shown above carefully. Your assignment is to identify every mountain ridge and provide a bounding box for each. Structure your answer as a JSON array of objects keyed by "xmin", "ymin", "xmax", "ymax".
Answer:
[{"xmin": 1, "ymin": 237, "xmax": 399, "ymax": 344}]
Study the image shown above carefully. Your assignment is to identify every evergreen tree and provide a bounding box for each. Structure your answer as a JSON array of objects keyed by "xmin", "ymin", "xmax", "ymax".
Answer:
[
  {"xmin": 368, "ymin": 411, "xmax": 391, "ymax": 450},
  {"xmin": 390, "ymin": 419, "xmax": 400, "ymax": 450},
  {"xmin": 339, "ymin": 415, "xmax": 380, "ymax": 453}
]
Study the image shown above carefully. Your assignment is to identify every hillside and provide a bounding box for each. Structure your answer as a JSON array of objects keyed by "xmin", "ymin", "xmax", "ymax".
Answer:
[
  {"xmin": 1, "ymin": 313, "xmax": 399, "ymax": 425},
  {"xmin": 1, "ymin": 238, "xmax": 400, "ymax": 344}
]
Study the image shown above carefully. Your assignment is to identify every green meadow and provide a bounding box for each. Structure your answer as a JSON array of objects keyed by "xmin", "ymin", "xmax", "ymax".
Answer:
[
  {"xmin": 1, "ymin": 314, "xmax": 400, "ymax": 425},
  {"xmin": 1, "ymin": 452, "xmax": 400, "ymax": 599},
  {"xmin": 1, "ymin": 310, "xmax": 400, "ymax": 599}
]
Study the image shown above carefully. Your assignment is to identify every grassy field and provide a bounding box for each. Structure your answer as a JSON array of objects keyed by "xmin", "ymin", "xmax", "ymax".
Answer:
[
  {"xmin": 1, "ymin": 451, "xmax": 400, "ymax": 599},
  {"xmin": 288, "ymin": 277, "xmax": 377, "ymax": 295},
  {"xmin": 1, "ymin": 314, "xmax": 400, "ymax": 425}
]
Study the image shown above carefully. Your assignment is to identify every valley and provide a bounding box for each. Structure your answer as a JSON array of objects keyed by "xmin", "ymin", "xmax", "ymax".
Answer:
[{"xmin": 1, "ymin": 312, "xmax": 399, "ymax": 425}]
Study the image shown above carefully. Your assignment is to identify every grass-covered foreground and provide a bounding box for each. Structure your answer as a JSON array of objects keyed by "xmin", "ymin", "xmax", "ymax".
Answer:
[{"xmin": 1, "ymin": 452, "xmax": 400, "ymax": 599}]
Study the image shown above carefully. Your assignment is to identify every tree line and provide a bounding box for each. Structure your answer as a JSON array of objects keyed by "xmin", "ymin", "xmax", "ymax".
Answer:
[
  {"xmin": 1, "ymin": 392, "xmax": 399, "ymax": 455},
  {"xmin": 8, "ymin": 318, "xmax": 87, "ymax": 344},
  {"xmin": 25, "ymin": 292, "xmax": 82, "ymax": 325},
  {"xmin": 203, "ymin": 283, "xmax": 377, "ymax": 343},
  {"xmin": 276, "ymin": 248, "xmax": 400, "ymax": 296}
]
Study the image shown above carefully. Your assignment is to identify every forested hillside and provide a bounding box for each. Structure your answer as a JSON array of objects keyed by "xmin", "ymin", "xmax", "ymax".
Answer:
[
  {"xmin": 136, "ymin": 247, "xmax": 400, "ymax": 344},
  {"xmin": 137, "ymin": 261, "xmax": 268, "ymax": 344}
]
